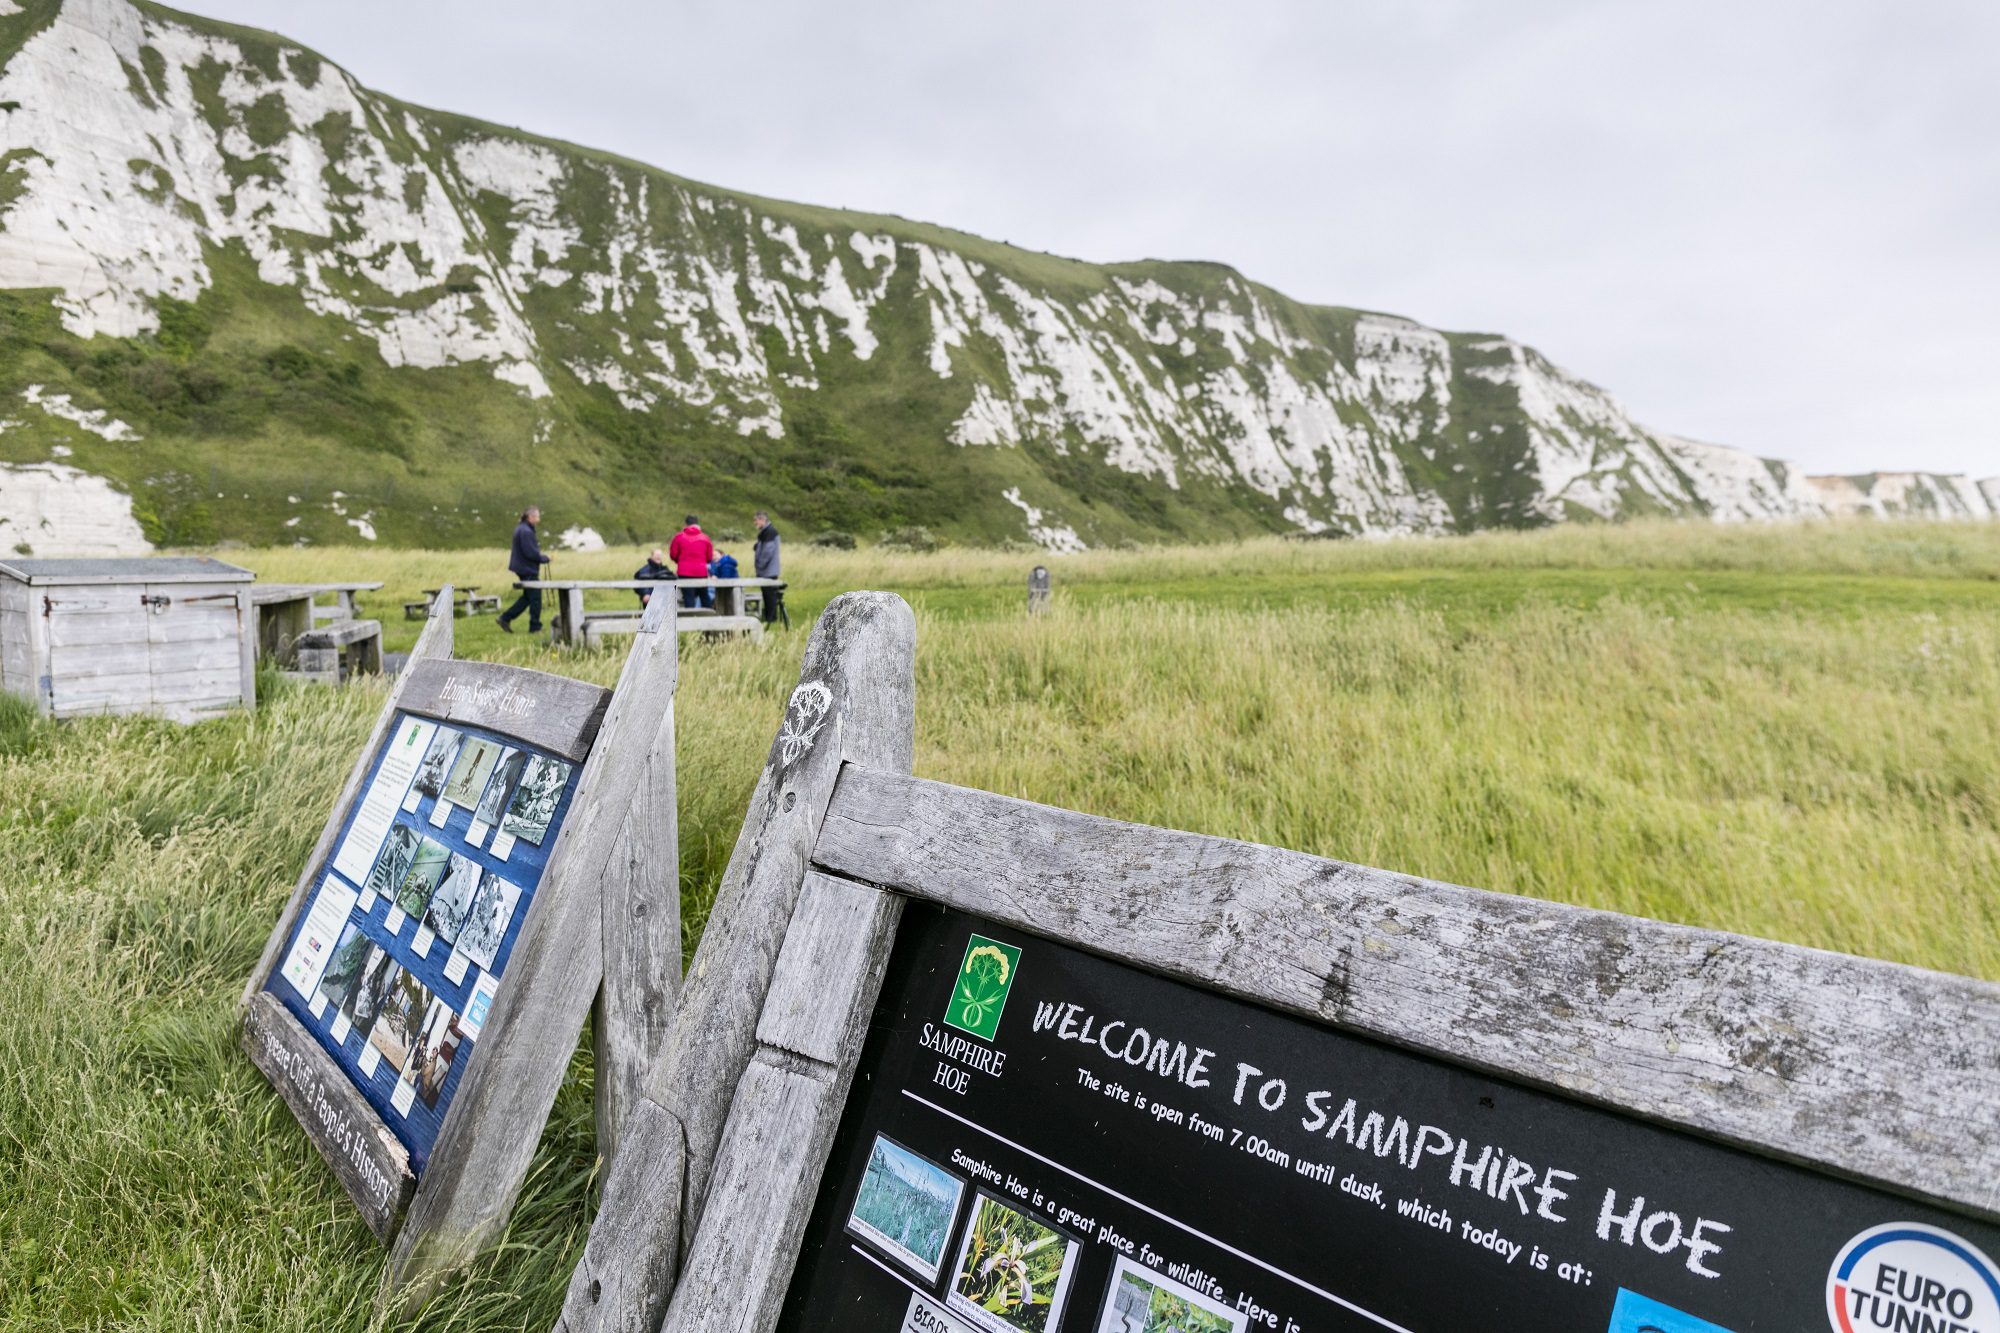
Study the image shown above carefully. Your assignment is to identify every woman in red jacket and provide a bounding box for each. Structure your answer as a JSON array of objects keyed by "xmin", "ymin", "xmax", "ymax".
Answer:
[{"xmin": 667, "ymin": 515, "xmax": 715, "ymax": 610}]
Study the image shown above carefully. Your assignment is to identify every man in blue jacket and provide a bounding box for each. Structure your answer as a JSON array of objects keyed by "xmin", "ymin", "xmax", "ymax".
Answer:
[{"xmin": 498, "ymin": 506, "xmax": 551, "ymax": 633}]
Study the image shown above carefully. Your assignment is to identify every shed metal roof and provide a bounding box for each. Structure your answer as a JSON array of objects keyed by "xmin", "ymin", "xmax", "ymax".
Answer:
[{"xmin": 0, "ymin": 556, "xmax": 254, "ymax": 585}]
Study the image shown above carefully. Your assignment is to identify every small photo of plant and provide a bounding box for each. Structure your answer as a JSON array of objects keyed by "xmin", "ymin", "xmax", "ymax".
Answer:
[{"xmin": 948, "ymin": 1191, "xmax": 1080, "ymax": 1333}]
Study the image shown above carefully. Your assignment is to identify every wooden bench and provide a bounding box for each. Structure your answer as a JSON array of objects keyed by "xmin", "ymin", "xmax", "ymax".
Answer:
[
  {"xmin": 518, "ymin": 578, "xmax": 784, "ymax": 647},
  {"xmin": 292, "ymin": 618, "xmax": 383, "ymax": 683},
  {"xmin": 579, "ymin": 609, "xmax": 762, "ymax": 649},
  {"xmin": 411, "ymin": 587, "xmax": 481, "ymax": 619},
  {"xmin": 251, "ymin": 582, "xmax": 383, "ymax": 661},
  {"xmin": 466, "ymin": 592, "xmax": 501, "ymax": 615}
]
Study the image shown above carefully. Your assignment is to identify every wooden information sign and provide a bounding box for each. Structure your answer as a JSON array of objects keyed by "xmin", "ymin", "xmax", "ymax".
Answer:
[
  {"xmin": 561, "ymin": 592, "xmax": 2000, "ymax": 1333},
  {"xmin": 240, "ymin": 589, "xmax": 683, "ymax": 1302}
]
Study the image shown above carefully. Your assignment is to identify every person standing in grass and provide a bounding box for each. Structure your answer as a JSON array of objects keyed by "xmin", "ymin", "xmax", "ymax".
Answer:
[
  {"xmin": 498, "ymin": 506, "xmax": 551, "ymax": 633},
  {"xmin": 753, "ymin": 510, "xmax": 783, "ymax": 625},
  {"xmin": 667, "ymin": 514, "xmax": 714, "ymax": 610}
]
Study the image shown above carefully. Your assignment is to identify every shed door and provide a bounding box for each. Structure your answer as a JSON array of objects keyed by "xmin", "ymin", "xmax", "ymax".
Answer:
[
  {"xmin": 42, "ymin": 588, "xmax": 154, "ymax": 716},
  {"xmin": 145, "ymin": 583, "xmax": 246, "ymax": 713}
]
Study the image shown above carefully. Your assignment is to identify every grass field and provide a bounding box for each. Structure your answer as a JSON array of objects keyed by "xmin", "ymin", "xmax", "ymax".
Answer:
[{"xmin": 1, "ymin": 518, "xmax": 1995, "ymax": 1329}]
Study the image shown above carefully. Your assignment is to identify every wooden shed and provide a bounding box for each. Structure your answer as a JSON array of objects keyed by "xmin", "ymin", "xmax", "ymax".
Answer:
[{"xmin": 0, "ymin": 557, "xmax": 257, "ymax": 721}]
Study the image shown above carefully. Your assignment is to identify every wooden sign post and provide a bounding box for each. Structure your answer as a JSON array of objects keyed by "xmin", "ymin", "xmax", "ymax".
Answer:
[
  {"xmin": 1027, "ymin": 566, "xmax": 1051, "ymax": 614},
  {"xmin": 239, "ymin": 588, "xmax": 683, "ymax": 1304},
  {"xmin": 562, "ymin": 594, "xmax": 2000, "ymax": 1333}
]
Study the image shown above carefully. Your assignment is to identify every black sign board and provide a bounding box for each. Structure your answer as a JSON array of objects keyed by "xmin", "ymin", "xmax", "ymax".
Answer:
[{"xmin": 780, "ymin": 903, "xmax": 2000, "ymax": 1333}]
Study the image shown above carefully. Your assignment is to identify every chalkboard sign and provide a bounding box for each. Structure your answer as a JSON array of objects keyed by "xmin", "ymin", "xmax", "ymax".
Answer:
[
  {"xmin": 779, "ymin": 903, "xmax": 2000, "ymax": 1333},
  {"xmin": 239, "ymin": 591, "xmax": 684, "ymax": 1306},
  {"xmin": 557, "ymin": 593, "xmax": 2000, "ymax": 1333}
]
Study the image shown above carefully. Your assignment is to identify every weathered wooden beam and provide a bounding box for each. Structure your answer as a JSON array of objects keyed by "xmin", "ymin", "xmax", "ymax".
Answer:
[
  {"xmin": 558, "ymin": 1099, "xmax": 688, "ymax": 1333},
  {"xmin": 557, "ymin": 592, "xmax": 916, "ymax": 1333},
  {"xmin": 383, "ymin": 591, "xmax": 683, "ymax": 1305},
  {"xmin": 812, "ymin": 766, "xmax": 2000, "ymax": 1222},
  {"xmin": 397, "ymin": 657, "xmax": 610, "ymax": 762},
  {"xmin": 658, "ymin": 873, "xmax": 902, "ymax": 1333},
  {"xmin": 238, "ymin": 588, "xmax": 454, "ymax": 1012},
  {"xmin": 242, "ymin": 992, "xmax": 414, "ymax": 1239},
  {"xmin": 595, "ymin": 593, "xmax": 682, "ymax": 1152}
]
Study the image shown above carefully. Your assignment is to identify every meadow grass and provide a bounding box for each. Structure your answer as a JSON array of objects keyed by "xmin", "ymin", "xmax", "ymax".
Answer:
[{"xmin": 0, "ymin": 518, "xmax": 1995, "ymax": 1329}]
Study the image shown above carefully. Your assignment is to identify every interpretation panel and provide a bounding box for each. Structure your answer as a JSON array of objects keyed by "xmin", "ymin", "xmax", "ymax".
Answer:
[
  {"xmin": 778, "ymin": 903, "xmax": 2000, "ymax": 1333},
  {"xmin": 262, "ymin": 710, "xmax": 581, "ymax": 1173}
]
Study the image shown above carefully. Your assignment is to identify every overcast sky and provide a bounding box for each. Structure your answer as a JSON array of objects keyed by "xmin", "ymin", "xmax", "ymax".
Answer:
[{"xmin": 189, "ymin": 0, "xmax": 1998, "ymax": 477}]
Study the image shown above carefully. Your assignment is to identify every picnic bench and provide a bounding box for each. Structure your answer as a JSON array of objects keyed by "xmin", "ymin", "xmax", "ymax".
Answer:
[
  {"xmin": 291, "ymin": 617, "xmax": 383, "ymax": 683},
  {"xmin": 248, "ymin": 581, "xmax": 384, "ymax": 663},
  {"xmin": 405, "ymin": 586, "xmax": 500, "ymax": 619},
  {"xmin": 516, "ymin": 577, "xmax": 786, "ymax": 648}
]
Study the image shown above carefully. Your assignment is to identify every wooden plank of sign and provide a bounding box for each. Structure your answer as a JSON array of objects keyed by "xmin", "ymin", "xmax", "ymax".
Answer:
[
  {"xmin": 595, "ymin": 594, "xmax": 682, "ymax": 1151},
  {"xmin": 242, "ymin": 992, "xmax": 414, "ymax": 1239},
  {"xmin": 239, "ymin": 588, "xmax": 455, "ymax": 1011},
  {"xmin": 813, "ymin": 767, "xmax": 2000, "ymax": 1222},
  {"xmin": 755, "ymin": 872, "xmax": 897, "ymax": 1066},
  {"xmin": 557, "ymin": 591, "xmax": 916, "ymax": 1333},
  {"xmin": 558, "ymin": 1099, "xmax": 687, "ymax": 1333},
  {"xmin": 385, "ymin": 590, "xmax": 685, "ymax": 1305},
  {"xmin": 660, "ymin": 873, "xmax": 903, "ymax": 1333},
  {"xmin": 396, "ymin": 657, "xmax": 609, "ymax": 762}
]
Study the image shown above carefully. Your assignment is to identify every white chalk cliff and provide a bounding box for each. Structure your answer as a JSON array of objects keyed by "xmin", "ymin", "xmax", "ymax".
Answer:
[{"xmin": 0, "ymin": 0, "xmax": 1991, "ymax": 552}]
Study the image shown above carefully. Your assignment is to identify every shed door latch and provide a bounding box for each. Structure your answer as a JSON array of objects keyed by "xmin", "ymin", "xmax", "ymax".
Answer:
[{"xmin": 140, "ymin": 594, "xmax": 172, "ymax": 613}]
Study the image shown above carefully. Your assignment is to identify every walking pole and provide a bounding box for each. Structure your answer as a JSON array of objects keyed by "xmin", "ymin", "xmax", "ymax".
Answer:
[{"xmin": 543, "ymin": 554, "xmax": 555, "ymax": 648}]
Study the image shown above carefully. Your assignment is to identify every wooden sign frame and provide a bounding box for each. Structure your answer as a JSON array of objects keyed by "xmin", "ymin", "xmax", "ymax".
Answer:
[
  {"xmin": 559, "ymin": 591, "xmax": 2000, "ymax": 1333},
  {"xmin": 239, "ymin": 588, "xmax": 683, "ymax": 1304}
]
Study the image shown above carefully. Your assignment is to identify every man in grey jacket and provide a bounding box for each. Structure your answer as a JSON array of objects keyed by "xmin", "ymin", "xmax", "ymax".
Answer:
[{"xmin": 752, "ymin": 511, "xmax": 783, "ymax": 625}]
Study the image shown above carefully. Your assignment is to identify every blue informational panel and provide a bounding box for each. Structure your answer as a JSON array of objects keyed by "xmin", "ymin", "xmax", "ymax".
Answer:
[{"xmin": 263, "ymin": 711, "xmax": 581, "ymax": 1174}]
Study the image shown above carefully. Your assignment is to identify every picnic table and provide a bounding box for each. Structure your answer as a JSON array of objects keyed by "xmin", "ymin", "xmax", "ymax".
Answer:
[
  {"xmin": 408, "ymin": 586, "xmax": 501, "ymax": 619},
  {"xmin": 516, "ymin": 578, "xmax": 786, "ymax": 647},
  {"xmin": 248, "ymin": 582, "xmax": 383, "ymax": 662}
]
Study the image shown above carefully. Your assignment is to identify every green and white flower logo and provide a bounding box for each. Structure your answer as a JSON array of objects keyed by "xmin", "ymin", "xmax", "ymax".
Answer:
[{"xmin": 944, "ymin": 935, "xmax": 1021, "ymax": 1041}]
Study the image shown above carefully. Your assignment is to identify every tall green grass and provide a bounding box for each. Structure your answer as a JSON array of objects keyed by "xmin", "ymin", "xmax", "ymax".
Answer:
[{"xmin": 1, "ymin": 519, "xmax": 1995, "ymax": 1328}]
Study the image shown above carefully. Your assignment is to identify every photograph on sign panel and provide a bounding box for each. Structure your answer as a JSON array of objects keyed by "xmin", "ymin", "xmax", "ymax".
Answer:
[
  {"xmin": 458, "ymin": 871, "xmax": 521, "ymax": 972},
  {"xmin": 364, "ymin": 823, "xmax": 420, "ymax": 902},
  {"xmin": 409, "ymin": 996, "xmax": 465, "ymax": 1109},
  {"xmin": 411, "ymin": 725, "xmax": 462, "ymax": 799},
  {"xmin": 440, "ymin": 737, "xmax": 501, "ymax": 809},
  {"xmin": 342, "ymin": 942, "xmax": 398, "ymax": 1031},
  {"xmin": 948, "ymin": 1190, "xmax": 1082, "ymax": 1333},
  {"xmin": 314, "ymin": 922, "xmax": 374, "ymax": 1016},
  {"xmin": 844, "ymin": 1134, "xmax": 966, "ymax": 1283},
  {"xmin": 472, "ymin": 747, "xmax": 525, "ymax": 827},
  {"xmin": 423, "ymin": 851, "xmax": 483, "ymax": 945},
  {"xmin": 1094, "ymin": 1256, "xmax": 1247, "ymax": 1333},
  {"xmin": 395, "ymin": 837, "xmax": 450, "ymax": 918},
  {"xmin": 365, "ymin": 964, "xmax": 431, "ymax": 1076},
  {"xmin": 500, "ymin": 754, "xmax": 569, "ymax": 846}
]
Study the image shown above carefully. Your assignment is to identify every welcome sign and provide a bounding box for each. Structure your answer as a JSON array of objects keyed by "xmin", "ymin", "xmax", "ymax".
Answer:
[
  {"xmin": 551, "ymin": 594, "xmax": 1999, "ymax": 1333},
  {"xmin": 778, "ymin": 905, "xmax": 2000, "ymax": 1333}
]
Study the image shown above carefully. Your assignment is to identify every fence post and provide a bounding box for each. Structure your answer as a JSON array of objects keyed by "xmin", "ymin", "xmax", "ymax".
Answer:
[{"xmin": 1027, "ymin": 565, "xmax": 1051, "ymax": 614}]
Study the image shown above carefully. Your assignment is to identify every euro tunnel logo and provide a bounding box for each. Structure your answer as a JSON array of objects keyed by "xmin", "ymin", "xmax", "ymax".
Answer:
[
  {"xmin": 1827, "ymin": 1222, "xmax": 2000, "ymax": 1333},
  {"xmin": 944, "ymin": 935, "xmax": 1020, "ymax": 1042}
]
